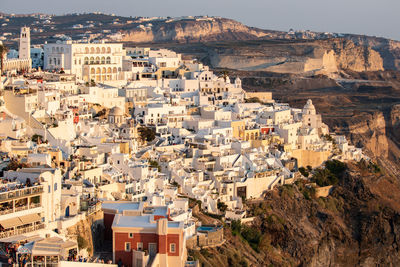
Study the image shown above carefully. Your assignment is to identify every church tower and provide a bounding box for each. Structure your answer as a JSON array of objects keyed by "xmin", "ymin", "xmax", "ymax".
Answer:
[{"xmin": 19, "ymin": 27, "xmax": 31, "ymax": 59}]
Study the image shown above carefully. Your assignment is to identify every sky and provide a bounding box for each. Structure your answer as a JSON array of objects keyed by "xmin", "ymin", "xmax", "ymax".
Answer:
[{"xmin": 2, "ymin": 0, "xmax": 400, "ymax": 41}]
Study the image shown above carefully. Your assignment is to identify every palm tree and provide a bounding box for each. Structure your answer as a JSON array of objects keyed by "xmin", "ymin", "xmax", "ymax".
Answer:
[{"xmin": 0, "ymin": 43, "xmax": 8, "ymax": 74}]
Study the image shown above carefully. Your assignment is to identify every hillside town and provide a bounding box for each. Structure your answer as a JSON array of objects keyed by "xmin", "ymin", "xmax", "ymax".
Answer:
[{"xmin": 0, "ymin": 27, "xmax": 367, "ymax": 267}]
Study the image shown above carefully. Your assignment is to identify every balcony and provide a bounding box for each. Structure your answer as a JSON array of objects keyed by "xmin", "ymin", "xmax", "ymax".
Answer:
[
  {"xmin": 0, "ymin": 185, "xmax": 44, "ymax": 202},
  {"xmin": 0, "ymin": 222, "xmax": 45, "ymax": 239},
  {"xmin": 0, "ymin": 202, "xmax": 41, "ymax": 216}
]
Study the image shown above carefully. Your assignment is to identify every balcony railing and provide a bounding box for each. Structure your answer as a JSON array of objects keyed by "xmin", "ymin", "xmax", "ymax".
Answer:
[
  {"xmin": 0, "ymin": 223, "xmax": 45, "ymax": 239},
  {"xmin": 0, "ymin": 202, "xmax": 42, "ymax": 215},
  {"xmin": 0, "ymin": 185, "xmax": 44, "ymax": 202}
]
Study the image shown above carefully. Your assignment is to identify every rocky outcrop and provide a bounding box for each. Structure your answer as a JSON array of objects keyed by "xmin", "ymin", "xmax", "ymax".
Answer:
[
  {"xmin": 333, "ymin": 40, "xmax": 384, "ymax": 72},
  {"xmin": 330, "ymin": 112, "xmax": 389, "ymax": 159}
]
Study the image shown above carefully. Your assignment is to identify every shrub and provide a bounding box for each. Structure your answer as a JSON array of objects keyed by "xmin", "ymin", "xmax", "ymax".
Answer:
[
  {"xmin": 31, "ymin": 134, "xmax": 43, "ymax": 143},
  {"xmin": 241, "ymin": 225, "xmax": 262, "ymax": 252},
  {"xmin": 299, "ymin": 167, "xmax": 309, "ymax": 177},
  {"xmin": 312, "ymin": 160, "xmax": 347, "ymax": 187},
  {"xmin": 77, "ymin": 235, "xmax": 88, "ymax": 249},
  {"xmin": 138, "ymin": 127, "xmax": 156, "ymax": 142},
  {"xmin": 148, "ymin": 160, "xmax": 161, "ymax": 172}
]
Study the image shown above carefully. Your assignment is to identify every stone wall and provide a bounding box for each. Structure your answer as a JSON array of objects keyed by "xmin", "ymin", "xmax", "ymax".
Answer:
[
  {"xmin": 291, "ymin": 149, "xmax": 331, "ymax": 168},
  {"xmin": 186, "ymin": 227, "xmax": 224, "ymax": 250},
  {"xmin": 315, "ymin": 185, "xmax": 334, "ymax": 198}
]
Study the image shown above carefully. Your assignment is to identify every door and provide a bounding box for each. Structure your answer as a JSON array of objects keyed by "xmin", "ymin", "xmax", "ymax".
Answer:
[
  {"xmin": 148, "ymin": 243, "xmax": 157, "ymax": 257},
  {"xmin": 65, "ymin": 206, "xmax": 70, "ymax": 217}
]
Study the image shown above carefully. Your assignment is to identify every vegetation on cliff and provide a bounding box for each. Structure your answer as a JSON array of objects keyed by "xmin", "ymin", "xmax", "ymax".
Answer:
[{"xmin": 191, "ymin": 162, "xmax": 400, "ymax": 266}]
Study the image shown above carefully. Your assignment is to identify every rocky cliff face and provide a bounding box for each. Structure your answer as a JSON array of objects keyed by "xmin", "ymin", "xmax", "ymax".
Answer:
[
  {"xmin": 329, "ymin": 112, "xmax": 388, "ymax": 159},
  {"xmin": 177, "ymin": 39, "xmax": 384, "ymax": 75},
  {"xmin": 121, "ymin": 18, "xmax": 274, "ymax": 43},
  {"xmin": 333, "ymin": 40, "xmax": 384, "ymax": 72},
  {"xmin": 192, "ymin": 163, "xmax": 400, "ymax": 267}
]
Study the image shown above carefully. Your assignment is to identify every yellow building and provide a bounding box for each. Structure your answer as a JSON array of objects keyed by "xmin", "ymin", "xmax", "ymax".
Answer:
[
  {"xmin": 231, "ymin": 120, "xmax": 245, "ymax": 139},
  {"xmin": 244, "ymin": 129, "xmax": 260, "ymax": 141},
  {"xmin": 119, "ymin": 142, "xmax": 130, "ymax": 154}
]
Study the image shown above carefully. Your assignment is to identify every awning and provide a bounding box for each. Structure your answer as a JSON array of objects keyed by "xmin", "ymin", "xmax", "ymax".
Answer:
[
  {"xmin": 62, "ymin": 240, "xmax": 77, "ymax": 250},
  {"xmin": 0, "ymin": 217, "xmax": 23, "ymax": 229},
  {"xmin": 19, "ymin": 214, "xmax": 42, "ymax": 225},
  {"xmin": 32, "ymin": 245, "xmax": 61, "ymax": 256},
  {"xmin": 32, "ymin": 237, "xmax": 63, "ymax": 256},
  {"xmin": 0, "ymin": 234, "xmax": 42, "ymax": 244}
]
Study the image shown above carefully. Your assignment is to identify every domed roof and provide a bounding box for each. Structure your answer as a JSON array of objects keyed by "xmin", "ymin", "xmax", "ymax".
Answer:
[
  {"xmin": 303, "ymin": 99, "xmax": 315, "ymax": 110},
  {"xmin": 109, "ymin": 106, "xmax": 124, "ymax": 116}
]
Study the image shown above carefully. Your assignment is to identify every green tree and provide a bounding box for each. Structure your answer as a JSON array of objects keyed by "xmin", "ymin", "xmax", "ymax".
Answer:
[
  {"xmin": 217, "ymin": 200, "xmax": 228, "ymax": 213},
  {"xmin": 298, "ymin": 167, "xmax": 309, "ymax": 177},
  {"xmin": 138, "ymin": 127, "xmax": 156, "ymax": 142}
]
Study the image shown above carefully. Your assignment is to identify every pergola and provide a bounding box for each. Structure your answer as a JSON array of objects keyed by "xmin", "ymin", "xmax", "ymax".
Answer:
[{"xmin": 16, "ymin": 237, "xmax": 78, "ymax": 267}]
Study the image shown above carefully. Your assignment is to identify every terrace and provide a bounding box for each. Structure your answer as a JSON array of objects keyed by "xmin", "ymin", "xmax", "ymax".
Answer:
[{"xmin": 0, "ymin": 185, "xmax": 43, "ymax": 216}]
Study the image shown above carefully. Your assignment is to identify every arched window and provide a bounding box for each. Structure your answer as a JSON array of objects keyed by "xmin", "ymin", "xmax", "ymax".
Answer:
[
  {"xmin": 84, "ymin": 57, "xmax": 89, "ymax": 64},
  {"xmin": 96, "ymin": 47, "xmax": 100, "ymax": 54},
  {"xmin": 96, "ymin": 68, "xmax": 101, "ymax": 74},
  {"xmin": 107, "ymin": 47, "xmax": 111, "ymax": 53},
  {"xmin": 113, "ymin": 67, "xmax": 117, "ymax": 73},
  {"xmin": 90, "ymin": 68, "xmax": 95, "ymax": 74},
  {"xmin": 106, "ymin": 57, "xmax": 111, "ymax": 64},
  {"xmin": 49, "ymin": 58, "xmax": 52, "ymax": 64},
  {"xmin": 90, "ymin": 47, "xmax": 95, "ymax": 54},
  {"xmin": 52, "ymin": 47, "xmax": 55, "ymax": 52},
  {"xmin": 56, "ymin": 47, "xmax": 59, "ymax": 53},
  {"xmin": 85, "ymin": 47, "xmax": 89, "ymax": 54},
  {"xmin": 102, "ymin": 67, "xmax": 106, "ymax": 74},
  {"xmin": 101, "ymin": 57, "xmax": 105, "ymax": 64},
  {"xmin": 107, "ymin": 67, "xmax": 112, "ymax": 73},
  {"xmin": 95, "ymin": 57, "xmax": 100, "ymax": 64},
  {"xmin": 61, "ymin": 47, "xmax": 64, "ymax": 53},
  {"xmin": 90, "ymin": 57, "xmax": 94, "ymax": 64},
  {"xmin": 101, "ymin": 47, "xmax": 106, "ymax": 53}
]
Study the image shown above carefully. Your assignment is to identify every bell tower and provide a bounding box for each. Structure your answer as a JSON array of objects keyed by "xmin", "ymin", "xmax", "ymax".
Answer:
[{"xmin": 19, "ymin": 27, "xmax": 31, "ymax": 59}]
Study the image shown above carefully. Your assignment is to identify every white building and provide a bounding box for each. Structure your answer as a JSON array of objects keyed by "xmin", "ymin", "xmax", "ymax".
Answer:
[{"xmin": 44, "ymin": 41, "xmax": 124, "ymax": 82}]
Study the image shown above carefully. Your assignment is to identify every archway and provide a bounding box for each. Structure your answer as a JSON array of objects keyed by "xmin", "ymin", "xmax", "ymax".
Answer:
[{"xmin": 65, "ymin": 206, "xmax": 70, "ymax": 217}]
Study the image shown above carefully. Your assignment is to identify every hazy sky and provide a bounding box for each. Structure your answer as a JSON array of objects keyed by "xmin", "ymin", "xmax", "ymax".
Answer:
[{"xmin": 2, "ymin": 0, "xmax": 400, "ymax": 40}]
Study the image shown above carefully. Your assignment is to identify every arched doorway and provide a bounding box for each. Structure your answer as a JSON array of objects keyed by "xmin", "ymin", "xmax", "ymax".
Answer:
[{"xmin": 65, "ymin": 206, "xmax": 70, "ymax": 217}]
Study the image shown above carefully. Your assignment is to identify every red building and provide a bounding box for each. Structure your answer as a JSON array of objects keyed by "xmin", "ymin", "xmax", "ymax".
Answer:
[
  {"xmin": 102, "ymin": 202, "xmax": 170, "ymax": 241},
  {"xmin": 260, "ymin": 126, "xmax": 275, "ymax": 135},
  {"xmin": 112, "ymin": 215, "xmax": 186, "ymax": 267}
]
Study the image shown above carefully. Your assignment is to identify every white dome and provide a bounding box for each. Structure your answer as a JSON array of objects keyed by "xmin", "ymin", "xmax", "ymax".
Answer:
[{"xmin": 109, "ymin": 106, "xmax": 123, "ymax": 116}]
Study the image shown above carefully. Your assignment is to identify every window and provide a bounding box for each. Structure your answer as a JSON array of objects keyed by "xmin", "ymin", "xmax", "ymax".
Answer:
[
  {"xmin": 48, "ymin": 185, "xmax": 51, "ymax": 193},
  {"xmin": 125, "ymin": 242, "xmax": 131, "ymax": 252},
  {"xmin": 54, "ymin": 183, "xmax": 57, "ymax": 191},
  {"xmin": 170, "ymin": 243, "xmax": 176, "ymax": 253},
  {"xmin": 129, "ymin": 233, "xmax": 133, "ymax": 238},
  {"xmin": 137, "ymin": 242, "xmax": 143, "ymax": 251}
]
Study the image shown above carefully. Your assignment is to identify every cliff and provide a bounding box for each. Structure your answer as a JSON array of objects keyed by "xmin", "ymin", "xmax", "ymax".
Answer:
[
  {"xmin": 171, "ymin": 39, "xmax": 384, "ymax": 75},
  {"xmin": 121, "ymin": 18, "xmax": 276, "ymax": 43},
  {"xmin": 333, "ymin": 40, "xmax": 384, "ymax": 72},
  {"xmin": 192, "ymin": 163, "xmax": 400, "ymax": 266}
]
